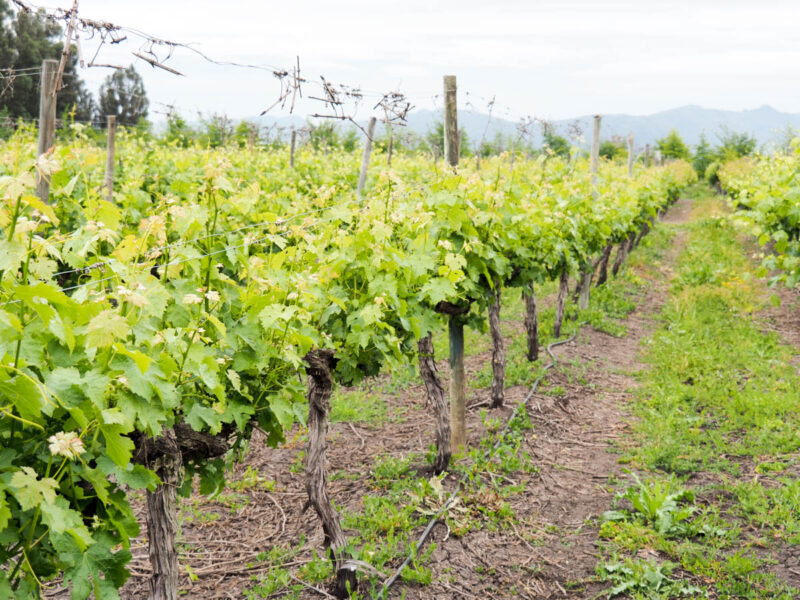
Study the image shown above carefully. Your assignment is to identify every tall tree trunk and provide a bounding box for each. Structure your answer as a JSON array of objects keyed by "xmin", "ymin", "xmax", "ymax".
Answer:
[
  {"xmin": 523, "ymin": 284, "xmax": 538, "ymax": 362},
  {"xmin": 145, "ymin": 429, "xmax": 181, "ymax": 600},
  {"xmin": 489, "ymin": 283, "xmax": 505, "ymax": 408},
  {"xmin": 554, "ymin": 269, "xmax": 569, "ymax": 338},
  {"xmin": 304, "ymin": 349, "xmax": 356, "ymax": 598},
  {"xmin": 595, "ymin": 243, "xmax": 614, "ymax": 287},
  {"xmin": 417, "ymin": 334, "xmax": 450, "ymax": 474}
]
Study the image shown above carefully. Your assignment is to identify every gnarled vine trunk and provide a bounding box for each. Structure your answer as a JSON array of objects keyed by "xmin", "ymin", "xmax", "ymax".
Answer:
[
  {"xmin": 612, "ymin": 232, "xmax": 637, "ymax": 276},
  {"xmin": 523, "ymin": 284, "xmax": 538, "ymax": 362},
  {"xmin": 417, "ymin": 334, "xmax": 450, "ymax": 473},
  {"xmin": 144, "ymin": 428, "xmax": 181, "ymax": 600},
  {"xmin": 626, "ymin": 231, "xmax": 637, "ymax": 253},
  {"xmin": 133, "ymin": 422, "xmax": 231, "ymax": 600},
  {"xmin": 577, "ymin": 262, "xmax": 593, "ymax": 310},
  {"xmin": 595, "ymin": 243, "xmax": 614, "ymax": 287},
  {"xmin": 634, "ymin": 218, "xmax": 653, "ymax": 248},
  {"xmin": 554, "ymin": 268, "xmax": 569, "ymax": 338},
  {"xmin": 304, "ymin": 349, "xmax": 356, "ymax": 598},
  {"xmin": 611, "ymin": 242, "xmax": 628, "ymax": 277},
  {"xmin": 489, "ymin": 283, "xmax": 505, "ymax": 408}
]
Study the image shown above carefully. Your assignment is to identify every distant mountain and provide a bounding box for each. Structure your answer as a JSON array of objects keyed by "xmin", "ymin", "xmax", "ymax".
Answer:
[
  {"xmin": 399, "ymin": 105, "xmax": 800, "ymax": 151},
  {"xmin": 249, "ymin": 105, "xmax": 800, "ymax": 151}
]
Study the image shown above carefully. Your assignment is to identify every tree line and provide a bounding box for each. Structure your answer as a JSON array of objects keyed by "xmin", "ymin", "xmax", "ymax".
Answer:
[{"xmin": 0, "ymin": 1, "xmax": 148, "ymax": 129}]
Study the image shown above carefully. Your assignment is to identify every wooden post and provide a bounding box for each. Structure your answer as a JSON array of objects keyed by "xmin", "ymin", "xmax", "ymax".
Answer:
[
  {"xmin": 442, "ymin": 74, "xmax": 466, "ymax": 451},
  {"xmin": 627, "ymin": 133, "xmax": 634, "ymax": 177},
  {"xmin": 590, "ymin": 114, "xmax": 601, "ymax": 198},
  {"xmin": 356, "ymin": 116, "xmax": 376, "ymax": 201},
  {"xmin": 645, "ymin": 144, "xmax": 651, "ymax": 168},
  {"xmin": 578, "ymin": 115, "xmax": 602, "ymax": 310},
  {"xmin": 554, "ymin": 269, "xmax": 569, "ymax": 338},
  {"xmin": 36, "ymin": 59, "xmax": 58, "ymax": 203},
  {"xmin": 655, "ymin": 149, "xmax": 663, "ymax": 166},
  {"xmin": 247, "ymin": 127, "xmax": 255, "ymax": 151},
  {"xmin": 104, "ymin": 115, "xmax": 117, "ymax": 203},
  {"xmin": 289, "ymin": 128, "xmax": 297, "ymax": 168},
  {"xmin": 54, "ymin": 0, "xmax": 78, "ymax": 93},
  {"xmin": 448, "ymin": 316, "xmax": 466, "ymax": 452},
  {"xmin": 443, "ymin": 75, "xmax": 458, "ymax": 168},
  {"xmin": 386, "ymin": 130, "xmax": 393, "ymax": 167}
]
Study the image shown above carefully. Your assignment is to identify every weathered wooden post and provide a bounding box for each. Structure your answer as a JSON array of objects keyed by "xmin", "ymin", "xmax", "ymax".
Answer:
[
  {"xmin": 356, "ymin": 116, "xmax": 376, "ymax": 200},
  {"xmin": 554, "ymin": 269, "xmax": 569, "ymax": 337},
  {"xmin": 590, "ymin": 114, "xmax": 601, "ymax": 198},
  {"xmin": 578, "ymin": 115, "xmax": 602, "ymax": 310},
  {"xmin": 104, "ymin": 115, "xmax": 117, "ymax": 203},
  {"xmin": 443, "ymin": 74, "xmax": 466, "ymax": 451},
  {"xmin": 290, "ymin": 127, "xmax": 297, "ymax": 168},
  {"xmin": 36, "ymin": 59, "xmax": 58, "ymax": 203},
  {"xmin": 627, "ymin": 132, "xmax": 634, "ymax": 177},
  {"xmin": 386, "ymin": 121, "xmax": 394, "ymax": 167},
  {"xmin": 645, "ymin": 143, "xmax": 651, "ymax": 168}
]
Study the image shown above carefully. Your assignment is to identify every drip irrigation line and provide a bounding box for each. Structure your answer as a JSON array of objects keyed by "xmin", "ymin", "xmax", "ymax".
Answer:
[{"xmin": 378, "ymin": 330, "xmax": 580, "ymax": 598}]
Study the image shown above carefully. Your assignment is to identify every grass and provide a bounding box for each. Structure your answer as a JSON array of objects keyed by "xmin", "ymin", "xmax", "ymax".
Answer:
[
  {"xmin": 595, "ymin": 186, "xmax": 800, "ymax": 599},
  {"xmin": 330, "ymin": 388, "xmax": 405, "ymax": 425}
]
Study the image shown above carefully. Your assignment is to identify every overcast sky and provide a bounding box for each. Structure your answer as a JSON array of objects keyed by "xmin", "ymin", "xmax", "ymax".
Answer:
[{"xmin": 65, "ymin": 0, "xmax": 800, "ymax": 122}]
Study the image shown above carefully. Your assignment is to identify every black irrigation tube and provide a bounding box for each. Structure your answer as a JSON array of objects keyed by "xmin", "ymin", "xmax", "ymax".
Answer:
[{"xmin": 377, "ymin": 330, "xmax": 580, "ymax": 598}]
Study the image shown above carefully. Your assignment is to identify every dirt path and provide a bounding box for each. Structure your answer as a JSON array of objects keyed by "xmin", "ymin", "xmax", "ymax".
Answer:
[
  {"xmin": 408, "ymin": 199, "xmax": 694, "ymax": 599},
  {"xmin": 107, "ymin": 199, "xmax": 696, "ymax": 600}
]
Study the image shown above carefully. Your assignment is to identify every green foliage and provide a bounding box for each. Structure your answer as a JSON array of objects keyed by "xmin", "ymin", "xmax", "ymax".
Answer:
[
  {"xmin": 306, "ymin": 121, "xmax": 359, "ymax": 152},
  {"xmin": 542, "ymin": 130, "xmax": 570, "ymax": 158},
  {"xmin": 97, "ymin": 65, "xmax": 148, "ymax": 127},
  {"xmin": 425, "ymin": 121, "xmax": 471, "ymax": 158},
  {"xmin": 704, "ymin": 160, "xmax": 722, "ymax": 186},
  {"xmin": 714, "ymin": 127, "xmax": 757, "ymax": 160},
  {"xmin": 596, "ymin": 559, "xmax": 704, "ymax": 598},
  {"xmin": 198, "ymin": 113, "xmax": 234, "ymax": 147},
  {"xmin": 656, "ymin": 129, "xmax": 690, "ymax": 160},
  {"xmin": 692, "ymin": 134, "xmax": 713, "ymax": 176},
  {"xmin": 599, "ymin": 139, "xmax": 627, "ymax": 161},
  {"xmin": 164, "ymin": 110, "xmax": 194, "ymax": 147},
  {"xmin": 233, "ymin": 121, "xmax": 258, "ymax": 148},
  {"xmin": 603, "ymin": 473, "xmax": 696, "ymax": 537}
]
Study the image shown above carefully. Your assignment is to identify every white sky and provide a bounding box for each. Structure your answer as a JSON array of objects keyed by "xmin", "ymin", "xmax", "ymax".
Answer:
[{"xmin": 62, "ymin": 0, "xmax": 800, "ymax": 122}]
